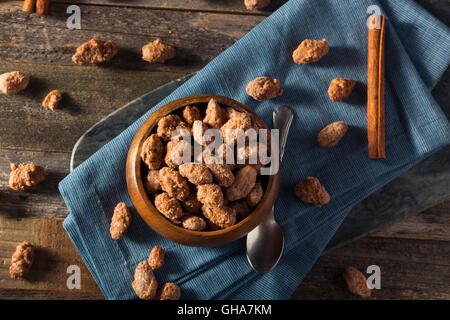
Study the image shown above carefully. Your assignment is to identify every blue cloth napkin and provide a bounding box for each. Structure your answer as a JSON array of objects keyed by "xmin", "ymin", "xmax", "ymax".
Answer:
[{"xmin": 59, "ymin": 0, "xmax": 450, "ymax": 299}]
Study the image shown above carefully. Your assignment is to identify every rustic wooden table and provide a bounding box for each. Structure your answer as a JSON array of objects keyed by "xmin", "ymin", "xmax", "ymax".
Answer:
[{"xmin": 0, "ymin": 0, "xmax": 448, "ymax": 300}]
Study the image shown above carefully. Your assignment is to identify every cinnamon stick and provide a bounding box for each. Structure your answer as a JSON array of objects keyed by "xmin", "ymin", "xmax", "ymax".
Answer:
[
  {"xmin": 367, "ymin": 14, "xmax": 386, "ymax": 159},
  {"xmin": 22, "ymin": 0, "xmax": 36, "ymax": 12},
  {"xmin": 36, "ymin": 0, "xmax": 50, "ymax": 15}
]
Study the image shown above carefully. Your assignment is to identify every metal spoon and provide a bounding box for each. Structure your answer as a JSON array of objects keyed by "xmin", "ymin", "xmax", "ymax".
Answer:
[{"xmin": 246, "ymin": 106, "xmax": 294, "ymax": 274}]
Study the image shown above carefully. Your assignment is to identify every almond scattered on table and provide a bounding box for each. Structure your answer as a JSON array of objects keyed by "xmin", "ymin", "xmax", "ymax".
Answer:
[
  {"xmin": 295, "ymin": 176, "xmax": 330, "ymax": 207},
  {"xmin": 246, "ymin": 76, "xmax": 283, "ymax": 101},
  {"xmin": 343, "ymin": 266, "xmax": 371, "ymax": 298},
  {"xmin": 9, "ymin": 163, "xmax": 46, "ymax": 191},
  {"xmin": 318, "ymin": 121, "xmax": 349, "ymax": 147},
  {"xmin": 72, "ymin": 39, "xmax": 117, "ymax": 65},
  {"xmin": 42, "ymin": 89, "xmax": 62, "ymax": 111},
  {"xmin": 328, "ymin": 78, "xmax": 356, "ymax": 102},
  {"xmin": 0, "ymin": 71, "xmax": 30, "ymax": 94},
  {"xmin": 110, "ymin": 202, "xmax": 132, "ymax": 240},
  {"xmin": 292, "ymin": 39, "xmax": 329, "ymax": 64},
  {"xmin": 9, "ymin": 241, "xmax": 35, "ymax": 279},
  {"xmin": 142, "ymin": 38, "xmax": 176, "ymax": 63}
]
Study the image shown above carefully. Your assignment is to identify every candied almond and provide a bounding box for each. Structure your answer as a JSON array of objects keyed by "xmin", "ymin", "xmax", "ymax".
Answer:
[
  {"xmin": 157, "ymin": 114, "xmax": 182, "ymax": 141},
  {"xmin": 225, "ymin": 165, "xmax": 257, "ymax": 201},
  {"xmin": 42, "ymin": 90, "xmax": 62, "ymax": 111},
  {"xmin": 9, "ymin": 241, "xmax": 34, "ymax": 279},
  {"xmin": 206, "ymin": 163, "xmax": 235, "ymax": 187},
  {"xmin": 328, "ymin": 78, "xmax": 356, "ymax": 102},
  {"xmin": 110, "ymin": 202, "xmax": 132, "ymax": 239},
  {"xmin": 197, "ymin": 184, "xmax": 223, "ymax": 208},
  {"xmin": 344, "ymin": 267, "xmax": 371, "ymax": 298},
  {"xmin": 203, "ymin": 98, "xmax": 227, "ymax": 129},
  {"xmin": 182, "ymin": 215, "xmax": 207, "ymax": 231},
  {"xmin": 132, "ymin": 261, "xmax": 158, "ymax": 300},
  {"xmin": 154, "ymin": 192, "xmax": 184, "ymax": 221},
  {"xmin": 247, "ymin": 181, "xmax": 263, "ymax": 207},
  {"xmin": 182, "ymin": 105, "xmax": 202, "ymax": 125},
  {"xmin": 318, "ymin": 121, "xmax": 348, "ymax": 147},
  {"xmin": 292, "ymin": 39, "xmax": 329, "ymax": 64},
  {"xmin": 246, "ymin": 76, "xmax": 283, "ymax": 101},
  {"xmin": 202, "ymin": 205, "xmax": 236, "ymax": 229},
  {"xmin": 0, "ymin": 71, "xmax": 30, "ymax": 94},
  {"xmin": 156, "ymin": 282, "xmax": 181, "ymax": 300},
  {"xmin": 9, "ymin": 162, "xmax": 46, "ymax": 191},
  {"xmin": 179, "ymin": 163, "xmax": 213, "ymax": 185},
  {"xmin": 141, "ymin": 134, "xmax": 164, "ymax": 169},
  {"xmin": 221, "ymin": 112, "xmax": 254, "ymax": 144},
  {"xmin": 295, "ymin": 176, "xmax": 330, "ymax": 207},
  {"xmin": 148, "ymin": 246, "xmax": 165, "ymax": 270},
  {"xmin": 142, "ymin": 38, "xmax": 176, "ymax": 63},
  {"xmin": 228, "ymin": 199, "xmax": 252, "ymax": 220},
  {"xmin": 72, "ymin": 39, "xmax": 117, "ymax": 65},
  {"xmin": 159, "ymin": 167, "xmax": 190, "ymax": 200},
  {"xmin": 144, "ymin": 169, "xmax": 161, "ymax": 194},
  {"xmin": 165, "ymin": 140, "xmax": 192, "ymax": 168},
  {"xmin": 181, "ymin": 193, "xmax": 202, "ymax": 215}
]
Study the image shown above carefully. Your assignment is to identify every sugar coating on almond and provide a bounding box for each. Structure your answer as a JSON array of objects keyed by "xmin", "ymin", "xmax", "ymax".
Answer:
[
  {"xmin": 292, "ymin": 39, "xmax": 329, "ymax": 64},
  {"xmin": 110, "ymin": 202, "xmax": 132, "ymax": 239},
  {"xmin": 156, "ymin": 282, "xmax": 181, "ymax": 300},
  {"xmin": 42, "ymin": 90, "xmax": 62, "ymax": 111},
  {"xmin": 246, "ymin": 76, "xmax": 283, "ymax": 101},
  {"xmin": 148, "ymin": 246, "xmax": 165, "ymax": 270},
  {"xmin": 328, "ymin": 78, "xmax": 356, "ymax": 102},
  {"xmin": 132, "ymin": 261, "xmax": 158, "ymax": 300},
  {"xmin": 141, "ymin": 134, "xmax": 164, "ymax": 169},
  {"xmin": 72, "ymin": 39, "xmax": 117, "ymax": 65},
  {"xmin": 182, "ymin": 215, "xmax": 206, "ymax": 231},
  {"xmin": 344, "ymin": 267, "xmax": 371, "ymax": 298},
  {"xmin": 9, "ymin": 241, "xmax": 34, "ymax": 279},
  {"xmin": 0, "ymin": 71, "xmax": 30, "ymax": 94},
  {"xmin": 318, "ymin": 121, "xmax": 348, "ymax": 147},
  {"xmin": 295, "ymin": 176, "xmax": 330, "ymax": 207},
  {"xmin": 9, "ymin": 163, "xmax": 46, "ymax": 191},
  {"xmin": 142, "ymin": 38, "xmax": 176, "ymax": 63}
]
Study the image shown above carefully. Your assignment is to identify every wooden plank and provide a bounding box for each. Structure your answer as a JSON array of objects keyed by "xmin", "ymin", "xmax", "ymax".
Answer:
[
  {"xmin": 0, "ymin": 2, "xmax": 264, "ymax": 73},
  {"xmin": 0, "ymin": 62, "xmax": 183, "ymax": 152},
  {"xmin": 0, "ymin": 149, "xmax": 69, "ymax": 218},
  {"xmin": 0, "ymin": 216, "xmax": 103, "ymax": 298},
  {"xmin": 370, "ymin": 199, "xmax": 450, "ymax": 241},
  {"xmin": 292, "ymin": 236, "xmax": 450, "ymax": 300}
]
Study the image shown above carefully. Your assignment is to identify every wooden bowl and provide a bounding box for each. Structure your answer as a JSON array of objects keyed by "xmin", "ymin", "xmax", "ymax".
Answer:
[{"xmin": 126, "ymin": 94, "xmax": 281, "ymax": 246}]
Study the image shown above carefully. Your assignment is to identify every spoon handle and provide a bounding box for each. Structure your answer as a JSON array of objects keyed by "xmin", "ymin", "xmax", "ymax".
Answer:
[{"xmin": 273, "ymin": 106, "xmax": 294, "ymax": 161}]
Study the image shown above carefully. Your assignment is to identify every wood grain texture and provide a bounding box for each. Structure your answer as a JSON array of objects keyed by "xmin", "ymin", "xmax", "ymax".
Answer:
[
  {"xmin": 292, "ymin": 233, "xmax": 450, "ymax": 300},
  {"xmin": 0, "ymin": 2, "xmax": 264, "ymax": 73},
  {"xmin": 0, "ymin": 149, "xmax": 69, "ymax": 218},
  {"xmin": 0, "ymin": 62, "xmax": 183, "ymax": 152},
  {"xmin": 0, "ymin": 216, "xmax": 102, "ymax": 299},
  {"xmin": 55, "ymin": 0, "xmax": 287, "ymax": 14}
]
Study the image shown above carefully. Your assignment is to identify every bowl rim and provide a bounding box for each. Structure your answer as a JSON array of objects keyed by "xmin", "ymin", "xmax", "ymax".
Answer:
[{"xmin": 126, "ymin": 94, "xmax": 281, "ymax": 246}]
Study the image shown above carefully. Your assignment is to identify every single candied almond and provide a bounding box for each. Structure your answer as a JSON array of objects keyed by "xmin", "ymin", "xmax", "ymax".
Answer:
[
  {"xmin": 247, "ymin": 181, "xmax": 263, "ymax": 207},
  {"xmin": 110, "ymin": 202, "xmax": 132, "ymax": 239},
  {"xmin": 202, "ymin": 205, "xmax": 236, "ymax": 229},
  {"xmin": 228, "ymin": 199, "xmax": 252, "ymax": 219},
  {"xmin": 159, "ymin": 167, "xmax": 190, "ymax": 200},
  {"xmin": 148, "ymin": 246, "xmax": 165, "ymax": 270},
  {"xmin": 9, "ymin": 241, "xmax": 34, "ymax": 279},
  {"xmin": 156, "ymin": 282, "xmax": 181, "ymax": 300},
  {"xmin": 182, "ymin": 215, "xmax": 206, "ymax": 231},
  {"xmin": 141, "ymin": 134, "xmax": 164, "ymax": 169},
  {"xmin": 245, "ymin": 0, "xmax": 271, "ymax": 10},
  {"xmin": 220, "ymin": 112, "xmax": 254, "ymax": 144},
  {"xmin": 292, "ymin": 39, "xmax": 329, "ymax": 64},
  {"xmin": 206, "ymin": 163, "xmax": 235, "ymax": 187},
  {"xmin": 0, "ymin": 71, "xmax": 30, "ymax": 94},
  {"xmin": 318, "ymin": 121, "xmax": 348, "ymax": 147},
  {"xmin": 144, "ymin": 169, "xmax": 161, "ymax": 194},
  {"xmin": 142, "ymin": 38, "xmax": 176, "ymax": 63},
  {"xmin": 197, "ymin": 184, "xmax": 224, "ymax": 208},
  {"xmin": 132, "ymin": 261, "xmax": 158, "ymax": 300},
  {"xmin": 225, "ymin": 165, "xmax": 257, "ymax": 201},
  {"xmin": 246, "ymin": 76, "xmax": 283, "ymax": 101},
  {"xmin": 344, "ymin": 267, "xmax": 371, "ymax": 298},
  {"xmin": 295, "ymin": 176, "xmax": 330, "ymax": 207},
  {"xmin": 72, "ymin": 39, "xmax": 117, "ymax": 65},
  {"xmin": 42, "ymin": 90, "xmax": 62, "ymax": 111},
  {"xmin": 203, "ymin": 98, "xmax": 227, "ymax": 129},
  {"xmin": 181, "ymin": 193, "xmax": 202, "ymax": 215},
  {"xmin": 179, "ymin": 163, "xmax": 213, "ymax": 185},
  {"xmin": 328, "ymin": 78, "xmax": 356, "ymax": 102},
  {"xmin": 182, "ymin": 105, "xmax": 202, "ymax": 125},
  {"xmin": 154, "ymin": 192, "xmax": 184, "ymax": 221},
  {"xmin": 157, "ymin": 114, "xmax": 182, "ymax": 140},
  {"xmin": 192, "ymin": 120, "xmax": 211, "ymax": 146},
  {"xmin": 9, "ymin": 162, "xmax": 46, "ymax": 191}
]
